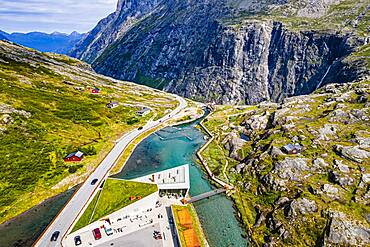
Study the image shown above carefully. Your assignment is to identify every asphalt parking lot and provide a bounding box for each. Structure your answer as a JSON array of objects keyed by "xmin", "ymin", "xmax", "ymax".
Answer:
[{"xmin": 95, "ymin": 223, "xmax": 163, "ymax": 247}]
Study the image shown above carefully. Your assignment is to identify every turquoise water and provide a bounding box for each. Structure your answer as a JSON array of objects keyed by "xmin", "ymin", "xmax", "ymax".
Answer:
[{"xmin": 113, "ymin": 121, "xmax": 247, "ymax": 247}]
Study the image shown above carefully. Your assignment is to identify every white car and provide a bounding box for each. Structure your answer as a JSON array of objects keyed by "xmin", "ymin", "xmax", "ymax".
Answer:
[{"xmin": 103, "ymin": 221, "xmax": 113, "ymax": 236}]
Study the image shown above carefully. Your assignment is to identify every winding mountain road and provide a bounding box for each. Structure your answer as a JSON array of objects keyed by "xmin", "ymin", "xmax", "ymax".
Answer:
[{"xmin": 34, "ymin": 95, "xmax": 187, "ymax": 247}]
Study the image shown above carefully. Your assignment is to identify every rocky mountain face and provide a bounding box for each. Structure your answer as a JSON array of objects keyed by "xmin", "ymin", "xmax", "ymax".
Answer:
[
  {"xmin": 70, "ymin": 0, "xmax": 369, "ymax": 104},
  {"xmin": 69, "ymin": 0, "xmax": 162, "ymax": 63},
  {"xmin": 202, "ymin": 79, "xmax": 370, "ymax": 246}
]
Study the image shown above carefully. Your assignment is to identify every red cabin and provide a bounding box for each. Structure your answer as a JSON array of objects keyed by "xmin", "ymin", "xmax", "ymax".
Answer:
[
  {"xmin": 64, "ymin": 151, "xmax": 84, "ymax": 162},
  {"xmin": 91, "ymin": 88, "xmax": 101, "ymax": 94}
]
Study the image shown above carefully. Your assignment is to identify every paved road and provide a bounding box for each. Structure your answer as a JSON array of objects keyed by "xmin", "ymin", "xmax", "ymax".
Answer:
[{"xmin": 34, "ymin": 95, "xmax": 187, "ymax": 247}]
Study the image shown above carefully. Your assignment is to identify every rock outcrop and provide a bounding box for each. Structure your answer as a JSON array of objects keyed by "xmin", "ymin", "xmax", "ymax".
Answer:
[{"xmin": 323, "ymin": 211, "xmax": 370, "ymax": 246}]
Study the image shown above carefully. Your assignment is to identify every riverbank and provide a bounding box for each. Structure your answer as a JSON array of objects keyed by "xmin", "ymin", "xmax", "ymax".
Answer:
[{"xmin": 197, "ymin": 117, "xmax": 234, "ymax": 190}]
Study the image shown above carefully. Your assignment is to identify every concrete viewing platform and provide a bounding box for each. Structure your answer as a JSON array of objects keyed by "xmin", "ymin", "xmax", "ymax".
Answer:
[{"xmin": 64, "ymin": 165, "xmax": 191, "ymax": 247}]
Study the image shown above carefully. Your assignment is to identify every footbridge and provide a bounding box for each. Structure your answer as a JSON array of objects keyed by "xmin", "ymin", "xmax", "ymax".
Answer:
[{"xmin": 184, "ymin": 188, "xmax": 227, "ymax": 204}]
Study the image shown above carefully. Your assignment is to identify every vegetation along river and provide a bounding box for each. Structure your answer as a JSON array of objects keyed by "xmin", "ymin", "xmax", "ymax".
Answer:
[{"xmin": 113, "ymin": 118, "xmax": 247, "ymax": 247}]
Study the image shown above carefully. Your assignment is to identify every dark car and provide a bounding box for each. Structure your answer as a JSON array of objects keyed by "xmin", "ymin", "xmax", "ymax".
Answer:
[
  {"xmin": 138, "ymin": 126, "xmax": 143, "ymax": 130},
  {"xmin": 93, "ymin": 228, "xmax": 102, "ymax": 240},
  {"xmin": 50, "ymin": 231, "xmax": 60, "ymax": 241},
  {"xmin": 91, "ymin": 178, "xmax": 98, "ymax": 185},
  {"xmin": 74, "ymin": 235, "xmax": 82, "ymax": 246}
]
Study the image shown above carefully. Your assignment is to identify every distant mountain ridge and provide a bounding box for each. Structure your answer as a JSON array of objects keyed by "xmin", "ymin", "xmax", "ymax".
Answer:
[{"xmin": 0, "ymin": 30, "xmax": 83, "ymax": 54}]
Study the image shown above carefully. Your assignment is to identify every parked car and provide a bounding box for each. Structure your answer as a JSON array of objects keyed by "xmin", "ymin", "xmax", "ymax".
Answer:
[
  {"xmin": 103, "ymin": 221, "xmax": 114, "ymax": 236},
  {"xmin": 138, "ymin": 126, "xmax": 143, "ymax": 130},
  {"xmin": 74, "ymin": 236, "xmax": 82, "ymax": 246},
  {"xmin": 91, "ymin": 178, "xmax": 98, "ymax": 185},
  {"xmin": 50, "ymin": 231, "xmax": 60, "ymax": 241},
  {"xmin": 93, "ymin": 228, "xmax": 102, "ymax": 240}
]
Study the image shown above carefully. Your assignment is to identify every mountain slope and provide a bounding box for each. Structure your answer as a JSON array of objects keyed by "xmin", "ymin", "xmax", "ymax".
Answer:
[
  {"xmin": 71, "ymin": 0, "xmax": 369, "ymax": 104},
  {"xmin": 0, "ymin": 40, "xmax": 177, "ymax": 224},
  {"xmin": 2, "ymin": 31, "xmax": 83, "ymax": 54}
]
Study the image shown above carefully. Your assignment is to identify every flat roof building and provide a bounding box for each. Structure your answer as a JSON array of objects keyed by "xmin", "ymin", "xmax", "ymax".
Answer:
[
  {"xmin": 282, "ymin": 143, "xmax": 302, "ymax": 154},
  {"xmin": 136, "ymin": 108, "xmax": 151, "ymax": 117},
  {"xmin": 132, "ymin": 164, "xmax": 190, "ymax": 198},
  {"xmin": 107, "ymin": 101, "xmax": 119, "ymax": 109}
]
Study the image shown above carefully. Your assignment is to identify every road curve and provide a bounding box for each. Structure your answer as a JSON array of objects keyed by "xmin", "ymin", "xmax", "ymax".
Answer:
[{"xmin": 34, "ymin": 95, "xmax": 187, "ymax": 247}]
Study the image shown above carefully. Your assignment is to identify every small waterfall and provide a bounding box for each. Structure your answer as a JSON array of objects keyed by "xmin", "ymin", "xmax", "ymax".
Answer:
[{"xmin": 316, "ymin": 59, "xmax": 338, "ymax": 90}]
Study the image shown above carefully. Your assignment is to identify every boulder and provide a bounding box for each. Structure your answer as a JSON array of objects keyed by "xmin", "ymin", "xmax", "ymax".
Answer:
[
  {"xmin": 271, "ymin": 108, "xmax": 290, "ymax": 126},
  {"xmin": 351, "ymin": 109, "xmax": 369, "ymax": 121},
  {"xmin": 323, "ymin": 211, "xmax": 370, "ymax": 246},
  {"xmin": 1, "ymin": 114, "xmax": 13, "ymax": 124},
  {"xmin": 261, "ymin": 174, "xmax": 287, "ymax": 191},
  {"xmin": 235, "ymin": 163, "xmax": 246, "ymax": 173},
  {"xmin": 286, "ymin": 198, "xmax": 318, "ymax": 217},
  {"xmin": 318, "ymin": 124, "xmax": 338, "ymax": 140},
  {"xmin": 329, "ymin": 109, "xmax": 350, "ymax": 123},
  {"xmin": 254, "ymin": 206, "xmax": 265, "ymax": 228},
  {"xmin": 322, "ymin": 184, "xmax": 339, "ymax": 196},
  {"xmin": 223, "ymin": 131, "xmax": 245, "ymax": 160},
  {"xmin": 269, "ymin": 146, "xmax": 285, "ymax": 158},
  {"xmin": 336, "ymin": 145, "xmax": 370, "ymax": 163},
  {"xmin": 0, "ymin": 104, "xmax": 31, "ymax": 118},
  {"xmin": 334, "ymin": 159, "xmax": 350, "ymax": 173},
  {"xmin": 328, "ymin": 170, "xmax": 354, "ymax": 186},
  {"xmin": 275, "ymin": 197, "xmax": 290, "ymax": 207},
  {"xmin": 273, "ymin": 158, "xmax": 310, "ymax": 181},
  {"xmin": 355, "ymin": 131, "xmax": 370, "ymax": 149},
  {"xmin": 313, "ymin": 158, "xmax": 329, "ymax": 169},
  {"xmin": 244, "ymin": 112, "xmax": 269, "ymax": 130},
  {"xmin": 361, "ymin": 174, "xmax": 370, "ymax": 184}
]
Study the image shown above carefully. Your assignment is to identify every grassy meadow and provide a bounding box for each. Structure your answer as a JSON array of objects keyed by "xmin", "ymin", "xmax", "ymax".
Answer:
[{"xmin": 0, "ymin": 41, "xmax": 177, "ymax": 223}]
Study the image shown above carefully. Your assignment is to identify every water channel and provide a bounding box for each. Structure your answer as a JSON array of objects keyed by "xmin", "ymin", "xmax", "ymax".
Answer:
[{"xmin": 113, "ymin": 119, "xmax": 247, "ymax": 247}]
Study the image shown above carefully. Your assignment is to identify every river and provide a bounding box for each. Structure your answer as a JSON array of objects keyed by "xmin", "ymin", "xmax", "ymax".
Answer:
[{"xmin": 113, "ymin": 120, "xmax": 247, "ymax": 247}]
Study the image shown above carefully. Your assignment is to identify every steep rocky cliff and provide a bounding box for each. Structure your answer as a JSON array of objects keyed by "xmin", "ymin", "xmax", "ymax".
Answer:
[
  {"xmin": 70, "ymin": 0, "xmax": 369, "ymax": 104},
  {"xmin": 69, "ymin": 0, "xmax": 162, "ymax": 63}
]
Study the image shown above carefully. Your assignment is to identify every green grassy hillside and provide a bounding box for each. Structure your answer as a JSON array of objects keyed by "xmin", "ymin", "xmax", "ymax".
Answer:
[{"xmin": 0, "ymin": 41, "xmax": 178, "ymax": 224}]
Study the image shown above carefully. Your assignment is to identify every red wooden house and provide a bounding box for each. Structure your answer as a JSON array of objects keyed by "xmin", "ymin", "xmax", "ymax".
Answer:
[
  {"xmin": 91, "ymin": 88, "xmax": 101, "ymax": 94},
  {"xmin": 64, "ymin": 151, "xmax": 84, "ymax": 162}
]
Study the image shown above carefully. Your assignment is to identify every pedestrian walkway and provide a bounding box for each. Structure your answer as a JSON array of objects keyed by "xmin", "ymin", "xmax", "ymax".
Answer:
[{"xmin": 185, "ymin": 188, "xmax": 227, "ymax": 204}]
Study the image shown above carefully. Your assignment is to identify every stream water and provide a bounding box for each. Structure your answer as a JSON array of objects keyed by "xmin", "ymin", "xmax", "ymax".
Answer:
[{"xmin": 113, "ymin": 120, "xmax": 247, "ymax": 247}]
